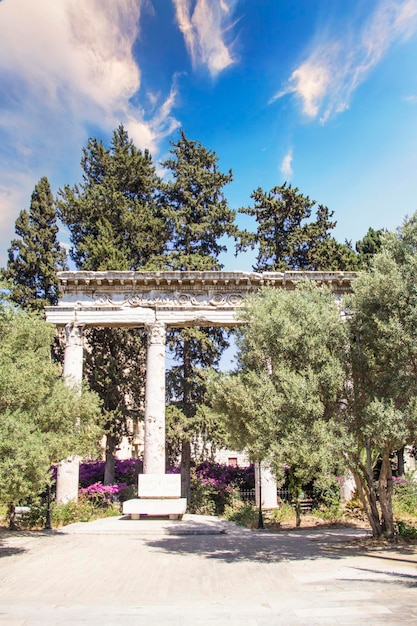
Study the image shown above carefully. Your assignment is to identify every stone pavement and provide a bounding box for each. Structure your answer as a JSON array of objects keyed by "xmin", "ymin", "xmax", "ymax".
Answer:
[{"xmin": 0, "ymin": 514, "xmax": 416, "ymax": 625}]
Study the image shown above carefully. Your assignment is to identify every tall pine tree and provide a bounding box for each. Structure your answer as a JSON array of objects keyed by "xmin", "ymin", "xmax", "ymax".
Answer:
[
  {"xmin": 57, "ymin": 125, "xmax": 168, "ymax": 270},
  {"xmin": 161, "ymin": 130, "xmax": 236, "ymax": 500},
  {"xmin": 238, "ymin": 182, "xmax": 359, "ymax": 271},
  {"xmin": 57, "ymin": 126, "xmax": 168, "ymax": 482},
  {"xmin": 3, "ymin": 177, "xmax": 67, "ymax": 312}
]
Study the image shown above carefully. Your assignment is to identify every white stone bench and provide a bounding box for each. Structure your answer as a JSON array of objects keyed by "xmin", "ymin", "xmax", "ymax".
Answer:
[{"xmin": 122, "ymin": 474, "xmax": 187, "ymax": 520}]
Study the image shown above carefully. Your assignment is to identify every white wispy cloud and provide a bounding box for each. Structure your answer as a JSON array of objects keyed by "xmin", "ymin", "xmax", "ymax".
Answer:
[
  {"xmin": 0, "ymin": 0, "xmax": 179, "ymax": 154},
  {"xmin": 172, "ymin": 0, "xmax": 237, "ymax": 76},
  {"xmin": 0, "ymin": 0, "xmax": 180, "ymax": 266},
  {"xmin": 280, "ymin": 150, "xmax": 293, "ymax": 178},
  {"xmin": 272, "ymin": 0, "xmax": 417, "ymax": 123}
]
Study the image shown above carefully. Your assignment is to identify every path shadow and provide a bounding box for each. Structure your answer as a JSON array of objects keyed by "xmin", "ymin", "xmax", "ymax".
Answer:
[
  {"xmin": 146, "ymin": 530, "xmax": 417, "ymax": 564},
  {"xmin": 0, "ymin": 526, "xmax": 61, "ymax": 559},
  {"xmin": 341, "ymin": 566, "xmax": 417, "ymax": 589},
  {"xmin": 143, "ymin": 527, "xmax": 379, "ymax": 564},
  {"xmin": 0, "ymin": 545, "xmax": 26, "ymax": 558}
]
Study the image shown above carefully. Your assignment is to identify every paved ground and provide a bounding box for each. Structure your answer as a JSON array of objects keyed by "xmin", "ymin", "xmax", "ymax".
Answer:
[{"xmin": 0, "ymin": 514, "xmax": 416, "ymax": 625}]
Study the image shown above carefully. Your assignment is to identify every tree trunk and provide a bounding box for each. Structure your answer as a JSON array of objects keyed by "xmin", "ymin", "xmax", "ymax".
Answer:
[
  {"xmin": 352, "ymin": 466, "xmax": 382, "ymax": 537},
  {"xmin": 181, "ymin": 439, "xmax": 191, "ymax": 503},
  {"xmin": 378, "ymin": 451, "xmax": 395, "ymax": 540},
  {"xmin": 397, "ymin": 447, "xmax": 405, "ymax": 478},
  {"xmin": 104, "ymin": 434, "xmax": 117, "ymax": 485},
  {"xmin": 7, "ymin": 503, "xmax": 17, "ymax": 531},
  {"xmin": 295, "ymin": 501, "xmax": 301, "ymax": 528}
]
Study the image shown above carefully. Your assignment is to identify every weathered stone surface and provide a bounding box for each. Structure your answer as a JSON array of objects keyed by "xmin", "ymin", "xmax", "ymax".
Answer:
[
  {"xmin": 122, "ymin": 497, "xmax": 187, "ymax": 518},
  {"xmin": 255, "ymin": 462, "xmax": 278, "ymax": 509},
  {"xmin": 56, "ymin": 456, "xmax": 81, "ymax": 504},
  {"xmin": 138, "ymin": 474, "xmax": 181, "ymax": 498},
  {"xmin": 143, "ymin": 322, "xmax": 166, "ymax": 475},
  {"xmin": 45, "ymin": 270, "xmax": 356, "ymax": 328}
]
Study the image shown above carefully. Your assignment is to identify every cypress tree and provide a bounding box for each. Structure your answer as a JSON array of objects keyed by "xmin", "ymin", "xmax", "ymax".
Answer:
[{"xmin": 3, "ymin": 177, "xmax": 67, "ymax": 312}]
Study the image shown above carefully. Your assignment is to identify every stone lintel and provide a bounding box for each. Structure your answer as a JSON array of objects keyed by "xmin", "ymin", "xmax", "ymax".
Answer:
[{"xmin": 46, "ymin": 270, "xmax": 357, "ymax": 328}]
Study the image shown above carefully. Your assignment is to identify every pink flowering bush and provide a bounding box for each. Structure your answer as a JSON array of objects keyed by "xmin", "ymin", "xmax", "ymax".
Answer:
[
  {"xmin": 189, "ymin": 462, "xmax": 254, "ymax": 515},
  {"xmin": 79, "ymin": 482, "xmax": 127, "ymax": 506},
  {"xmin": 77, "ymin": 458, "xmax": 254, "ymax": 516},
  {"xmin": 79, "ymin": 459, "xmax": 142, "ymax": 488}
]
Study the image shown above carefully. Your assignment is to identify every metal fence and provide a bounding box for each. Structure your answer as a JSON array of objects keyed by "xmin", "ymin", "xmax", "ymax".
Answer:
[{"xmin": 237, "ymin": 488, "xmax": 292, "ymax": 504}]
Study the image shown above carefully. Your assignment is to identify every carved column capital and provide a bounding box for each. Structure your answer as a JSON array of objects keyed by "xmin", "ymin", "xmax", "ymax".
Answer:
[
  {"xmin": 65, "ymin": 323, "xmax": 85, "ymax": 347},
  {"xmin": 146, "ymin": 321, "xmax": 166, "ymax": 347}
]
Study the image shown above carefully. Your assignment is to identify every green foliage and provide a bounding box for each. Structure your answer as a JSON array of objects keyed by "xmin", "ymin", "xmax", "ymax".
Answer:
[
  {"xmin": 312, "ymin": 475, "xmax": 341, "ymax": 509},
  {"xmin": 311, "ymin": 503, "xmax": 343, "ymax": 523},
  {"xmin": 51, "ymin": 496, "xmax": 120, "ymax": 526},
  {"xmin": 355, "ymin": 227, "xmax": 386, "ymax": 268},
  {"xmin": 160, "ymin": 130, "xmax": 237, "ymax": 497},
  {"xmin": 2, "ymin": 177, "xmax": 67, "ymax": 312},
  {"xmin": 238, "ymin": 182, "xmax": 359, "ymax": 271},
  {"xmin": 15, "ymin": 496, "xmax": 121, "ymax": 529},
  {"xmin": 83, "ymin": 326, "xmax": 146, "ymax": 482},
  {"xmin": 224, "ymin": 502, "xmax": 259, "ymax": 528},
  {"xmin": 267, "ymin": 503, "xmax": 296, "ymax": 525},
  {"xmin": 56, "ymin": 126, "xmax": 161, "ymax": 479},
  {"xmin": 189, "ymin": 479, "xmax": 217, "ymax": 515},
  {"xmin": 209, "ymin": 283, "xmax": 347, "ymax": 477},
  {"xmin": 161, "ymin": 129, "xmax": 235, "ymax": 271},
  {"xmin": 161, "ymin": 129, "xmax": 236, "ymax": 424},
  {"xmin": 343, "ymin": 215, "xmax": 417, "ymax": 537},
  {"xmin": 395, "ymin": 520, "xmax": 417, "ymax": 540},
  {"xmin": 0, "ymin": 304, "xmax": 102, "ymax": 508},
  {"xmin": 393, "ymin": 480, "xmax": 417, "ymax": 516},
  {"xmin": 57, "ymin": 125, "xmax": 166, "ymax": 271}
]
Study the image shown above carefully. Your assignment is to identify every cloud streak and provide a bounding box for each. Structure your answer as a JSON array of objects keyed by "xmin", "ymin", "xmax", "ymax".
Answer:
[
  {"xmin": 0, "ymin": 0, "xmax": 180, "ymax": 266},
  {"xmin": 0, "ymin": 0, "xmax": 179, "ymax": 153},
  {"xmin": 273, "ymin": 0, "xmax": 417, "ymax": 123},
  {"xmin": 172, "ymin": 0, "xmax": 236, "ymax": 76},
  {"xmin": 280, "ymin": 150, "xmax": 293, "ymax": 178}
]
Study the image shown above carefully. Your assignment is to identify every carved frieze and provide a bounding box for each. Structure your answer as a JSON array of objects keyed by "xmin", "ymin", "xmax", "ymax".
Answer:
[{"xmin": 90, "ymin": 291, "xmax": 245, "ymax": 308}]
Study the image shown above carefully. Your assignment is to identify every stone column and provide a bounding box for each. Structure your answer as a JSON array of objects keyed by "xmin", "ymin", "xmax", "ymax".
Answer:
[
  {"xmin": 340, "ymin": 473, "xmax": 356, "ymax": 501},
  {"xmin": 143, "ymin": 321, "xmax": 166, "ymax": 475},
  {"xmin": 62, "ymin": 323, "xmax": 84, "ymax": 392},
  {"xmin": 255, "ymin": 462, "xmax": 278, "ymax": 509},
  {"xmin": 56, "ymin": 323, "xmax": 84, "ymax": 504}
]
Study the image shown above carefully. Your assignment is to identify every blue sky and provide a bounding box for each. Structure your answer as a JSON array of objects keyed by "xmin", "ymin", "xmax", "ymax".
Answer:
[{"xmin": 1, "ymin": 0, "xmax": 417, "ymax": 271}]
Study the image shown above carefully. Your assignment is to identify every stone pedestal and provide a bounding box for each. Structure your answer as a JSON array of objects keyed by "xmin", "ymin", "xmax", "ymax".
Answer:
[
  {"xmin": 122, "ymin": 473, "xmax": 187, "ymax": 519},
  {"xmin": 255, "ymin": 462, "xmax": 278, "ymax": 509}
]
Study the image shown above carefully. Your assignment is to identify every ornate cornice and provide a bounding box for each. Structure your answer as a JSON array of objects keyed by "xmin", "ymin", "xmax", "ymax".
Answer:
[
  {"xmin": 46, "ymin": 270, "xmax": 357, "ymax": 328},
  {"xmin": 57, "ymin": 270, "xmax": 357, "ymax": 295}
]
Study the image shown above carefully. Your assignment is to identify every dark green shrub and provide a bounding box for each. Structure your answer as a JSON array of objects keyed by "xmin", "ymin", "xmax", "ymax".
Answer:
[{"xmin": 393, "ymin": 478, "xmax": 417, "ymax": 516}]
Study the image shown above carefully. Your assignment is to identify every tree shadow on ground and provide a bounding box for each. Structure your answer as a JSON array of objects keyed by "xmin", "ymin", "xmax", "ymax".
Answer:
[
  {"xmin": 144, "ymin": 527, "xmax": 417, "ymax": 568},
  {"xmin": 0, "ymin": 546, "xmax": 26, "ymax": 558},
  {"xmin": 340, "ymin": 567, "xmax": 417, "ymax": 588},
  {"xmin": 0, "ymin": 525, "xmax": 60, "ymax": 559}
]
